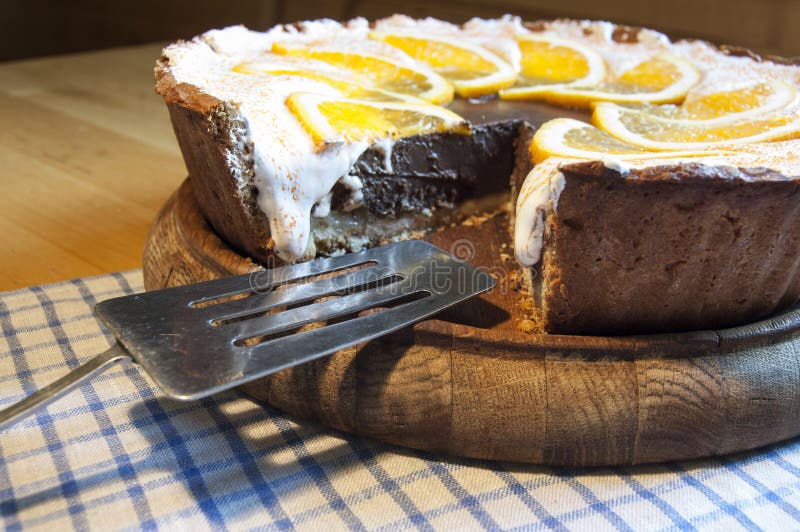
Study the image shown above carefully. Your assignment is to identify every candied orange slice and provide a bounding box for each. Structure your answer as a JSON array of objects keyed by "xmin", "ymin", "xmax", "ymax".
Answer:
[
  {"xmin": 593, "ymin": 101, "xmax": 800, "ymax": 150},
  {"xmin": 233, "ymin": 60, "xmax": 422, "ymax": 102},
  {"xmin": 499, "ymin": 35, "xmax": 605, "ymax": 99},
  {"xmin": 511, "ymin": 54, "xmax": 700, "ymax": 108},
  {"xmin": 286, "ymin": 92, "xmax": 469, "ymax": 148},
  {"xmin": 272, "ymin": 42, "xmax": 454, "ymax": 104},
  {"xmin": 607, "ymin": 79, "xmax": 797, "ymax": 123},
  {"xmin": 530, "ymin": 118, "xmax": 729, "ymax": 163},
  {"xmin": 368, "ymin": 30, "xmax": 516, "ymax": 98}
]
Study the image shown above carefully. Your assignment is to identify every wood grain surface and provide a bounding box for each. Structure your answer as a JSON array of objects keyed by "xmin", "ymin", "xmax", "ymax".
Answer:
[
  {"xmin": 0, "ymin": 44, "xmax": 185, "ymax": 290},
  {"xmin": 143, "ymin": 180, "xmax": 800, "ymax": 466}
]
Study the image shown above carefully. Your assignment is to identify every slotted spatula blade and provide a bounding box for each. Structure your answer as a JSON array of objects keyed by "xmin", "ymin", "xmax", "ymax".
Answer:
[{"xmin": 0, "ymin": 240, "xmax": 495, "ymax": 429}]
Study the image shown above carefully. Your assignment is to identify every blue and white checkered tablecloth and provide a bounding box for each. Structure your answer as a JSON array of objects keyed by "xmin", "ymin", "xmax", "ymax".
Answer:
[{"xmin": 2, "ymin": 271, "xmax": 800, "ymax": 530}]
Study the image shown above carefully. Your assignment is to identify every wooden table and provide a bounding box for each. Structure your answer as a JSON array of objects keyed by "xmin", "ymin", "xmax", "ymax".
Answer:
[{"xmin": 0, "ymin": 44, "xmax": 185, "ymax": 290}]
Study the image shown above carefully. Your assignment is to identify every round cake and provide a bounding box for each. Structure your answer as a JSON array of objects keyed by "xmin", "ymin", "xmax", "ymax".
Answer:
[{"xmin": 154, "ymin": 15, "xmax": 800, "ymax": 334}]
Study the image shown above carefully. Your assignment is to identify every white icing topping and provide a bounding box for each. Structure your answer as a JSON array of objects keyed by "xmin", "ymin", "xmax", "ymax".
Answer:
[
  {"xmin": 312, "ymin": 192, "xmax": 332, "ymax": 218},
  {"xmin": 370, "ymin": 137, "xmax": 396, "ymax": 172},
  {"xmin": 337, "ymin": 174, "xmax": 364, "ymax": 212},
  {"xmin": 602, "ymin": 158, "xmax": 631, "ymax": 175},
  {"xmin": 514, "ymin": 159, "xmax": 567, "ymax": 267},
  {"xmin": 252, "ymin": 134, "xmax": 370, "ymax": 259}
]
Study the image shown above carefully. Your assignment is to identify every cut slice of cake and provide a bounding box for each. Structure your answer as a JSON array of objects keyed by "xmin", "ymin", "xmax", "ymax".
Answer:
[{"xmin": 514, "ymin": 143, "xmax": 800, "ymax": 334}]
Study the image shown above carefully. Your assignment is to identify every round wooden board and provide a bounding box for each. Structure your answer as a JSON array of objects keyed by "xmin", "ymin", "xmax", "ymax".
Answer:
[{"xmin": 143, "ymin": 179, "xmax": 800, "ymax": 466}]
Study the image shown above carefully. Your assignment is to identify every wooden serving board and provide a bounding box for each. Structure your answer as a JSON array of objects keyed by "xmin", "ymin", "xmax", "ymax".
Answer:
[{"xmin": 143, "ymin": 179, "xmax": 800, "ymax": 466}]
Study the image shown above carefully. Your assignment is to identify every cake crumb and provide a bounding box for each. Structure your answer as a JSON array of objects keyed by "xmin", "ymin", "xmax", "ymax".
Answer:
[
  {"xmin": 509, "ymin": 269, "xmax": 525, "ymax": 291},
  {"xmin": 518, "ymin": 298, "xmax": 535, "ymax": 313},
  {"xmin": 517, "ymin": 318, "xmax": 538, "ymax": 334},
  {"xmin": 461, "ymin": 210, "xmax": 496, "ymax": 228}
]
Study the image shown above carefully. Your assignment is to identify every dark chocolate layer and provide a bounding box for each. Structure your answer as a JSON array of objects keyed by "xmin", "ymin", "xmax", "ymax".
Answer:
[{"xmin": 340, "ymin": 99, "xmax": 587, "ymax": 216}]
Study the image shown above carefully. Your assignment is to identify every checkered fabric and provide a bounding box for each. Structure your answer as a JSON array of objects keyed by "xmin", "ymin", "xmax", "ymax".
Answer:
[{"xmin": 2, "ymin": 272, "xmax": 800, "ymax": 530}]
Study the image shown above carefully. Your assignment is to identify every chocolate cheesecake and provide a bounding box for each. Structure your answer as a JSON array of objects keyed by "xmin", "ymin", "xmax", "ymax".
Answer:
[{"xmin": 155, "ymin": 15, "xmax": 800, "ymax": 334}]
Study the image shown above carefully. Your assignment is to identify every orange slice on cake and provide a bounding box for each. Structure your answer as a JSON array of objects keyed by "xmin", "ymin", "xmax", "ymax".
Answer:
[
  {"xmin": 506, "ymin": 53, "xmax": 700, "ymax": 107},
  {"xmin": 499, "ymin": 35, "xmax": 606, "ymax": 99},
  {"xmin": 272, "ymin": 42, "xmax": 454, "ymax": 104},
  {"xmin": 286, "ymin": 92, "xmax": 469, "ymax": 149},
  {"xmin": 530, "ymin": 118, "xmax": 730, "ymax": 163},
  {"xmin": 593, "ymin": 101, "xmax": 800, "ymax": 150},
  {"xmin": 602, "ymin": 79, "xmax": 797, "ymax": 123},
  {"xmin": 369, "ymin": 30, "xmax": 517, "ymax": 98},
  {"xmin": 233, "ymin": 60, "xmax": 423, "ymax": 102}
]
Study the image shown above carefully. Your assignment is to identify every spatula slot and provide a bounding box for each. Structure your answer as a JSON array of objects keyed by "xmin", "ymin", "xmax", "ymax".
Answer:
[
  {"xmin": 211, "ymin": 273, "xmax": 406, "ymax": 327},
  {"xmin": 233, "ymin": 289, "xmax": 430, "ymax": 346},
  {"xmin": 188, "ymin": 259, "xmax": 378, "ymax": 309},
  {"xmin": 188, "ymin": 290, "xmax": 251, "ymax": 309},
  {"xmin": 206, "ymin": 265, "xmax": 403, "ymax": 324}
]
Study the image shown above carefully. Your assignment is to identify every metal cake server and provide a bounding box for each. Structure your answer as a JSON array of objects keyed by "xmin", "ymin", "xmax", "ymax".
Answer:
[{"xmin": 0, "ymin": 240, "xmax": 495, "ymax": 430}]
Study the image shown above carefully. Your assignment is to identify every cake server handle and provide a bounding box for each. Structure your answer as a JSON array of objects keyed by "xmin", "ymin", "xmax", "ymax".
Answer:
[{"xmin": 0, "ymin": 344, "xmax": 131, "ymax": 431}]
